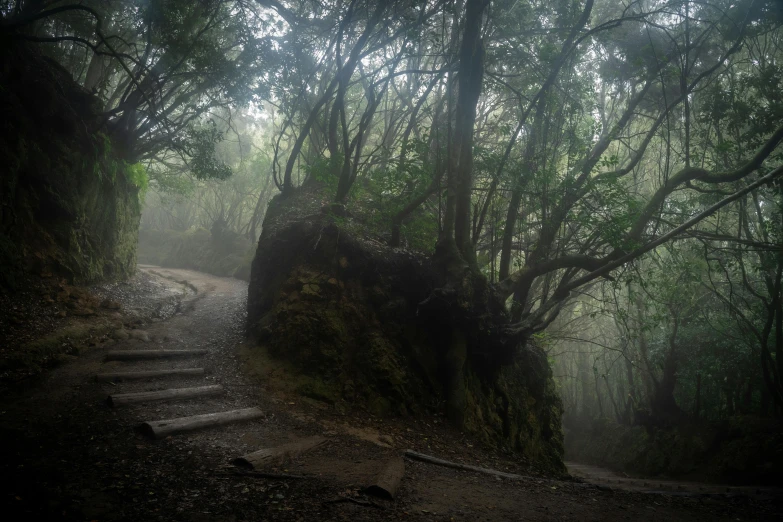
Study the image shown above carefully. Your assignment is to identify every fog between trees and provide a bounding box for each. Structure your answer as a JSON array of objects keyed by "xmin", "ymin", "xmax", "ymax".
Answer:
[{"xmin": 9, "ymin": 0, "xmax": 783, "ymax": 426}]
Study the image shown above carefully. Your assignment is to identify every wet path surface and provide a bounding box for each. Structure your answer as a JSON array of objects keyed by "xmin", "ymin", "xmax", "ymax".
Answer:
[
  {"xmin": 566, "ymin": 461, "xmax": 781, "ymax": 498},
  {"xmin": 1, "ymin": 267, "xmax": 781, "ymax": 521}
]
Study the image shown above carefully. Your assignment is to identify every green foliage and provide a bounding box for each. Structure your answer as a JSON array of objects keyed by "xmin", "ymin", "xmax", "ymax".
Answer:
[
  {"xmin": 574, "ymin": 173, "xmax": 643, "ymax": 250},
  {"xmin": 306, "ymin": 154, "xmax": 342, "ymax": 191},
  {"xmin": 183, "ymin": 120, "xmax": 233, "ymax": 181},
  {"xmin": 147, "ymin": 168, "xmax": 195, "ymax": 195},
  {"xmin": 125, "ymin": 162, "xmax": 149, "ymax": 202},
  {"xmin": 354, "ymin": 138, "xmax": 439, "ymax": 253}
]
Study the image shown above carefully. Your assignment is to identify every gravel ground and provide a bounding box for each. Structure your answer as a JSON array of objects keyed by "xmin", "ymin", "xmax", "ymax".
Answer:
[{"xmin": 0, "ymin": 267, "xmax": 780, "ymax": 521}]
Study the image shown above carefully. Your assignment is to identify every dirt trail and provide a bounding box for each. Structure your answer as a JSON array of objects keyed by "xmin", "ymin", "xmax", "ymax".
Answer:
[
  {"xmin": 566, "ymin": 462, "xmax": 780, "ymax": 497},
  {"xmin": 1, "ymin": 268, "xmax": 780, "ymax": 521}
]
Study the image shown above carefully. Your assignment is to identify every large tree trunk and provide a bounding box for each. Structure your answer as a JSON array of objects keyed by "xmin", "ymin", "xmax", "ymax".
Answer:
[{"xmin": 434, "ymin": 0, "xmax": 489, "ymax": 429}]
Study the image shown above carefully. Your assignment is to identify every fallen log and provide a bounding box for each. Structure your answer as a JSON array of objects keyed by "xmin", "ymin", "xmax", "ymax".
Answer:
[
  {"xmin": 138, "ymin": 407, "xmax": 263, "ymax": 439},
  {"xmin": 107, "ymin": 385, "xmax": 223, "ymax": 407},
  {"xmin": 364, "ymin": 456, "xmax": 405, "ymax": 500},
  {"xmin": 403, "ymin": 450, "xmax": 535, "ymax": 481},
  {"xmin": 233, "ymin": 435, "xmax": 328, "ymax": 470},
  {"xmin": 106, "ymin": 349, "xmax": 207, "ymax": 360},
  {"xmin": 96, "ymin": 368, "xmax": 205, "ymax": 381}
]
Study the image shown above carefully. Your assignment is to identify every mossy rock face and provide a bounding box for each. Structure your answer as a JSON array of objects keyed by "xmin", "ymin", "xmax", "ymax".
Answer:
[
  {"xmin": 247, "ymin": 187, "xmax": 565, "ymax": 473},
  {"xmin": 0, "ymin": 40, "xmax": 141, "ymax": 289}
]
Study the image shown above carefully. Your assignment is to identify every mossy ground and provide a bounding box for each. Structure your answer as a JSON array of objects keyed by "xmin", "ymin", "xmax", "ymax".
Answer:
[
  {"xmin": 2, "ymin": 317, "xmax": 120, "ymax": 376},
  {"xmin": 0, "ymin": 277, "xmax": 127, "ymax": 387}
]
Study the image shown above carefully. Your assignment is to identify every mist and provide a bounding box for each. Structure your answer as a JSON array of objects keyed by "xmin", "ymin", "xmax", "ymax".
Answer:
[{"xmin": 1, "ymin": 0, "xmax": 782, "ymax": 520}]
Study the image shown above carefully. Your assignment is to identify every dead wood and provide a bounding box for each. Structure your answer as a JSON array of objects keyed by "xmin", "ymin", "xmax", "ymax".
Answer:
[
  {"xmin": 96, "ymin": 368, "xmax": 205, "ymax": 381},
  {"xmin": 138, "ymin": 407, "xmax": 264, "ymax": 439},
  {"xmin": 403, "ymin": 449, "xmax": 535, "ymax": 481},
  {"xmin": 106, "ymin": 349, "xmax": 207, "ymax": 360},
  {"xmin": 232, "ymin": 435, "xmax": 327, "ymax": 470},
  {"xmin": 107, "ymin": 385, "xmax": 223, "ymax": 406},
  {"xmin": 364, "ymin": 456, "xmax": 405, "ymax": 500}
]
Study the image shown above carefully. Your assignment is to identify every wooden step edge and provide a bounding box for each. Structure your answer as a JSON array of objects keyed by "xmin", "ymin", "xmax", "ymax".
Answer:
[
  {"xmin": 105, "ymin": 349, "xmax": 208, "ymax": 361},
  {"xmin": 137, "ymin": 407, "xmax": 264, "ymax": 439},
  {"xmin": 106, "ymin": 384, "xmax": 223, "ymax": 407},
  {"xmin": 95, "ymin": 368, "xmax": 205, "ymax": 382}
]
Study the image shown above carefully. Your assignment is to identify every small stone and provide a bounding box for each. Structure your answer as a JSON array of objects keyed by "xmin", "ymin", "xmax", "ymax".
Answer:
[
  {"xmin": 301, "ymin": 283, "xmax": 321, "ymax": 297},
  {"xmin": 101, "ymin": 299, "xmax": 121, "ymax": 310},
  {"xmin": 129, "ymin": 329, "xmax": 150, "ymax": 342},
  {"xmin": 378, "ymin": 434, "xmax": 394, "ymax": 446}
]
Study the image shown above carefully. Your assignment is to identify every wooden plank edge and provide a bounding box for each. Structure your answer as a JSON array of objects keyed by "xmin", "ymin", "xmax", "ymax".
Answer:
[
  {"xmin": 137, "ymin": 407, "xmax": 263, "ymax": 439},
  {"xmin": 105, "ymin": 349, "xmax": 208, "ymax": 360},
  {"xmin": 95, "ymin": 368, "xmax": 205, "ymax": 381},
  {"xmin": 106, "ymin": 384, "xmax": 223, "ymax": 407}
]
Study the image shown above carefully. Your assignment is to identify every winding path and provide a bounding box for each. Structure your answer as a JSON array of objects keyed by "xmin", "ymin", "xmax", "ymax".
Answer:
[
  {"xmin": 566, "ymin": 461, "xmax": 779, "ymax": 498},
  {"xmin": 0, "ymin": 267, "xmax": 779, "ymax": 521}
]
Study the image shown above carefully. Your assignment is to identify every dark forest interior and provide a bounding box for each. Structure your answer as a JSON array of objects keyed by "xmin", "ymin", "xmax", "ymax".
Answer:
[{"xmin": 1, "ymin": 1, "xmax": 782, "ymax": 520}]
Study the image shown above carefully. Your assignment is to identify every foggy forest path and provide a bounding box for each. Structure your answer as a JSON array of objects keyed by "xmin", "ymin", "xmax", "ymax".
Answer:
[{"xmin": 1, "ymin": 267, "xmax": 779, "ymax": 521}]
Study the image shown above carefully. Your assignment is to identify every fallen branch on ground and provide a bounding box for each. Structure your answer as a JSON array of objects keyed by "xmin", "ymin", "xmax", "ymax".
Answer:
[
  {"xmin": 323, "ymin": 496, "xmax": 385, "ymax": 509},
  {"xmin": 403, "ymin": 449, "xmax": 536, "ymax": 481},
  {"xmin": 219, "ymin": 469, "xmax": 308, "ymax": 480}
]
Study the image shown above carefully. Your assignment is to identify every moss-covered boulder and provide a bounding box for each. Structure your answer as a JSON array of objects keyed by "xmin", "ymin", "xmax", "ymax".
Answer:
[
  {"xmin": 0, "ymin": 39, "xmax": 142, "ymax": 289},
  {"xmin": 246, "ymin": 186, "xmax": 564, "ymax": 472}
]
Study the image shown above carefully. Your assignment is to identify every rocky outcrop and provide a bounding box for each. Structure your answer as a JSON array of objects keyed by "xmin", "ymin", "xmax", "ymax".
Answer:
[
  {"xmin": 246, "ymin": 186, "xmax": 564, "ymax": 472},
  {"xmin": 0, "ymin": 39, "xmax": 143, "ymax": 290}
]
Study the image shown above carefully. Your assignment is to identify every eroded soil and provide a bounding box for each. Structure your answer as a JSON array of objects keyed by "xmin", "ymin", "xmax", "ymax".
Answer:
[{"xmin": 1, "ymin": 268, "xmax": 780, "ymax": 521}]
